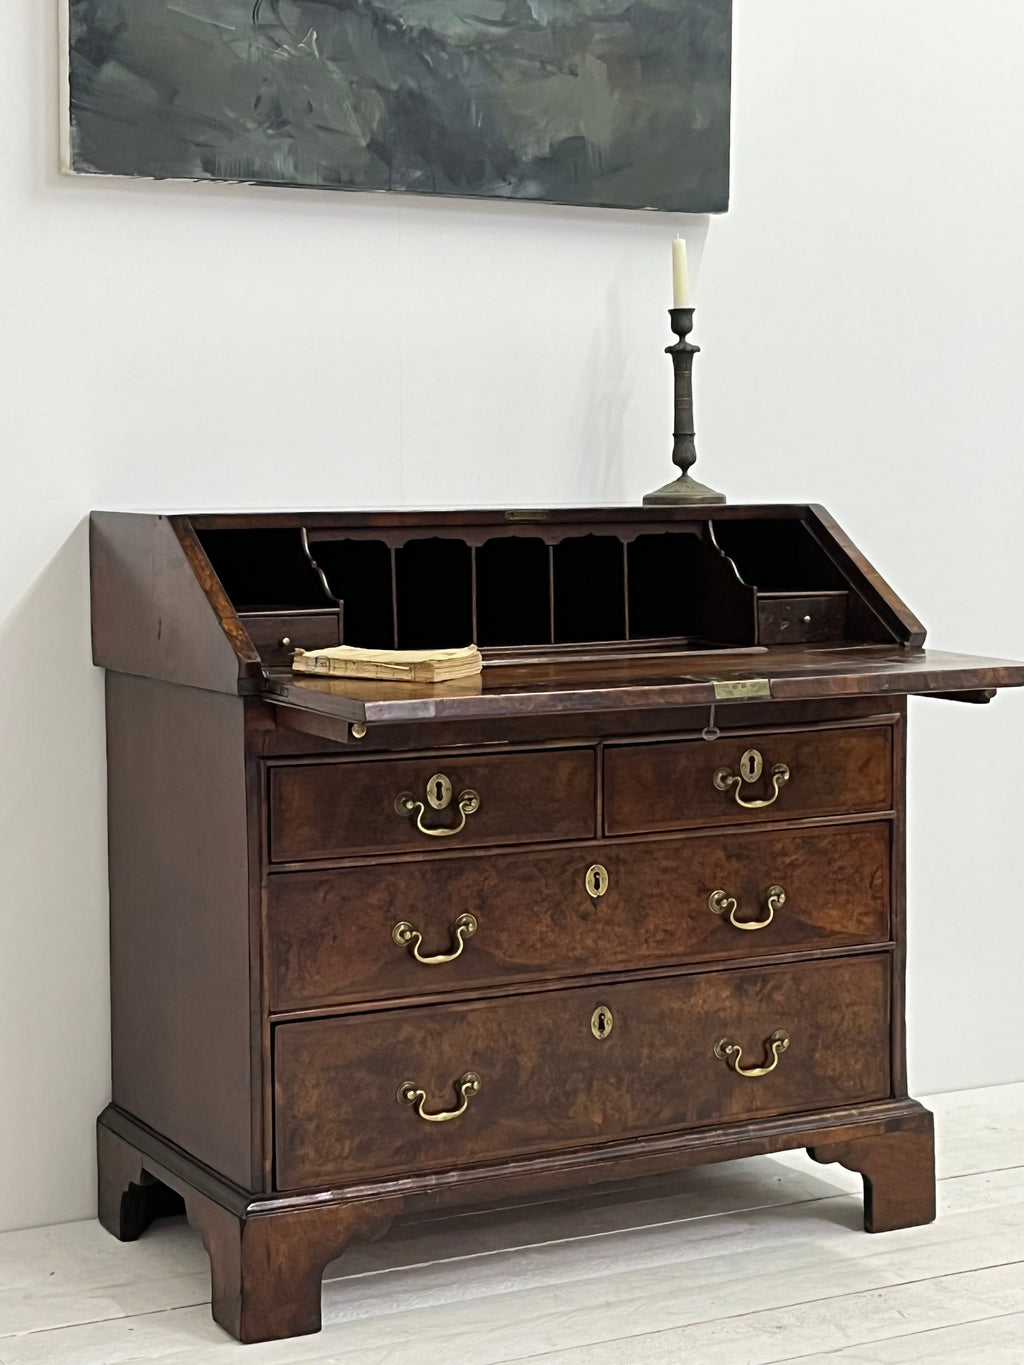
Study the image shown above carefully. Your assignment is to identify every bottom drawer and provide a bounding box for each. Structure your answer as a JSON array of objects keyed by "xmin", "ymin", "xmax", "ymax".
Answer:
[{"xmin": 273, "ymin": 955, "xmax": 891, "ymax": 1189}]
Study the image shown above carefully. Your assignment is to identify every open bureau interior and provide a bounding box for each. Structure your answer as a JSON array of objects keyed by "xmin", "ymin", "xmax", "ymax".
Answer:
[
  {"xmin": 193, "ymin": 506, "xmax": 913, "ymax": 671},
  {"xmin": 97, "ymin": 501, "xmax": 1017, "ymax": 735}
]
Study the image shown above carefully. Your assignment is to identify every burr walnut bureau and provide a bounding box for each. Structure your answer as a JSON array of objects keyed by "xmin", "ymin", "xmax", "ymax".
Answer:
[{"xmin": 91, "ymin": 505, "xmax": 1024, "ymax": 1344}]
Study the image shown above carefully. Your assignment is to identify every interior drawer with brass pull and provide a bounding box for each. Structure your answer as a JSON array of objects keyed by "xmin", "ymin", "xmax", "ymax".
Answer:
[
  {"xmin": 272, "ymin": 953, "xmax": 891, "ymax": 1189},
  {"xmin": 238, "ymin": 609, "xmax": 342, "ymax": 668},
  {"xmin": 756, "ymin": 591, "xmax": 849, "ymax": 646},
  {"xmin": 268, "ymin": 748, "xmax": 597, "ymax": 862},
  {"xmin": 266, "ymin": 822, "xmax": 891, "ymax": 1011},
  {"xmin": 604, "ymin": 725, "xmax": 893, "ymax": 836}
]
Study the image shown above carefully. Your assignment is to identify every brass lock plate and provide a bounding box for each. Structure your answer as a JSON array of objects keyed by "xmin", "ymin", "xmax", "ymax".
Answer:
[
  {"xmin": 740, "ymin": 748, "xmax": 763, "ymax": 783},
  {"xmin": 426, "ymin": 773, "xmax": 453, "ymax": 810},
  {"xmin": 585, "ymin": 864, "xmax": 609, "ymax": 898},
  {"xmin": 713, "ymin": 678, "xmax": 771, "ymax": 701},
  {"xmin": 590, "ymin": 1005, "xmax": 614, "ymax": 1040}
]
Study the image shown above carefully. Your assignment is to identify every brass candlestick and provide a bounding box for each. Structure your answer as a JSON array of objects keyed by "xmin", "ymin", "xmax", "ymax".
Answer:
[{"xmin": 643, "ymin": 307, "xmax": 725, "ymax": 505}]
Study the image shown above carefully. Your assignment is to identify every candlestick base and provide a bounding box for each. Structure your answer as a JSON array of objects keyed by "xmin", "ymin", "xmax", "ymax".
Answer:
[{"xmin": 643, "ymin": 473, "xmax": 726, "ymax": 506}]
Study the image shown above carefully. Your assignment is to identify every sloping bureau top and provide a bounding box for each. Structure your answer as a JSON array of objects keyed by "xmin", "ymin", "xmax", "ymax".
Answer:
[{"xmin": 90, "ymin": 506, "xmax": 1024, "ymax": 721}]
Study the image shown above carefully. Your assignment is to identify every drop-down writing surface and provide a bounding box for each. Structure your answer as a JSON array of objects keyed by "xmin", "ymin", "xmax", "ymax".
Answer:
[{"xmin": 264, "ymin": 647, "xmax": 1024, "ymax": 728}]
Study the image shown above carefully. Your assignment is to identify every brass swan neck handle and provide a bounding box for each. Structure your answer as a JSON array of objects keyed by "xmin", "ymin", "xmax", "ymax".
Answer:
[
  {"xmin": 715, "ymin": 1029, "xmax": 790, "ymax": 1078},
  {"xmin": 397, "ymin": 1072, "xmax": 481, "ymax": 1122},
  {"xmin": 709, "ymin": 885, "xmax": 786, "ymax": 931},
  {"xmin": 393, "ymin": 913, "xmax": 478, "ymax": 965}
]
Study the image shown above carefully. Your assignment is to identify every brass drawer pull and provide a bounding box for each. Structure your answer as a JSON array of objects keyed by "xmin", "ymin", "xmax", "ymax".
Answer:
[
  {"xmin": 709, "ymin": 884, "xmax": 786, "ymax": 931},
  {"xmin": 397, "ymin": 1071, "xmax": 481, "ymax": 1123},
  {"xmin": 715, "ymin": 1029, "xmax": 790, "ymax": 1078},
  {"xmin": 395, "ymin": 779, "xmax": 481, "ymax": 838},
  {"xmin": 714, "ymin": 747, "xmax": 790, "ymax": 809},
  {"xmin": 392, "ymin": 913, "xmax": 477, "ymax": 965}
]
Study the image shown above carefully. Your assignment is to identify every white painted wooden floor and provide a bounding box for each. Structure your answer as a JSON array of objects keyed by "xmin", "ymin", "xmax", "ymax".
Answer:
[{"xmin": 2, "ymin": 1085, "xmax": 1024, "ymax": 1364}]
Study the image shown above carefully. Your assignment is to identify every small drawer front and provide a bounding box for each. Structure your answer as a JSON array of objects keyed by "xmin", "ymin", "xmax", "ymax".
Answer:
[
  {"xmin": 239, "ymin": 610, "xmax": 342, "ymax": 668},
  {"xmin": 273, "ymin": 955, "xmax": 891, "ymax": 1189},
  {"xmin": 266, "ymin": 822, "xmax": 891, "ymax": 1010},
  {"xmin": 269, "ymin": 748, "xmax": 597, "ymax": 862},
  {"xmin": 757, "ymin": 593, "xmax": 848, "ymax": 646},
  {"xmin": 604, "ymin": 725, "xmax": 892, "ymax": 836}
]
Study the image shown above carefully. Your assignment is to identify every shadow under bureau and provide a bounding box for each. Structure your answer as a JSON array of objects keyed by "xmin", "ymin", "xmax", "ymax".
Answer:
[{"xmin": 90, "ymin": 505, "xmax": 1024, "ymax": 1343}]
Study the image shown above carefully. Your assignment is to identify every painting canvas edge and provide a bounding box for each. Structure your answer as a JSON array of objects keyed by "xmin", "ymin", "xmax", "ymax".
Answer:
[{"xmin": 57, "ymin": 0, "xmax": 72, "ymax": 174}]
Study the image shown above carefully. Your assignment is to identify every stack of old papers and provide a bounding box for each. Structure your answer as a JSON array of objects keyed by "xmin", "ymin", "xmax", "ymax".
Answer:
[{"xmin": 292, "ymin": 644, "xmax": 482, "ymax": 684}]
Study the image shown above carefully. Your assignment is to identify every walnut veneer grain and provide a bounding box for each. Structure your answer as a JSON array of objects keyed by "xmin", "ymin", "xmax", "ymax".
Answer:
[
  {"xmin": 274, "ymin": 954, "xmax": 891, "ymax": 1189},
  {"xmin": 269, "ymin": 748, "xmax": 597, "ymax": 861},
  {"xmin": 266, "ymin": 821, "xmax": 891, "ymax": 1011},
  {"xmin": 605, "ymin": 725, "xmax": 893, "ymax": 835}
]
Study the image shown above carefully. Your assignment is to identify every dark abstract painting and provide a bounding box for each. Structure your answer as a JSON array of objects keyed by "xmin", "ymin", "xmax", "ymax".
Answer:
[{"xmin": 64, "ymin": 1, "xmax": 731, "ymax": 211}]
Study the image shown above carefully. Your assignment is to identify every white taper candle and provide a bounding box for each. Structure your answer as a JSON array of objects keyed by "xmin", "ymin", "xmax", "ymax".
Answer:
[{"xmin": 672, "ymin": 237, "xmax": 691, "ymax": 308}]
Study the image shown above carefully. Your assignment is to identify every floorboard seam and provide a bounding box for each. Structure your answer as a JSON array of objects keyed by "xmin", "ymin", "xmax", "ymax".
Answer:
[
  {"xmin": 940, "ymin": 1162, "xmax": 1024, "ymax": 1181},
  {"xmin": 0, "ymin": 1302, "xmax": 209, "ymax": 1343},
  {"xmin": 762, "ymin": 1305, "xmax": 1024, "ymax": 1364},
  {"xmin": 476, "ymin": 1257, "xmax": 1024, "ymax": 1365}
]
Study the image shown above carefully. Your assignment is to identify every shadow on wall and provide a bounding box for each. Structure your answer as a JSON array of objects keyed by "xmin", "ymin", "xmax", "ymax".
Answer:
[{"xmin": 0, "ymin": 518, "xmax": 110, "ymax": 1231}]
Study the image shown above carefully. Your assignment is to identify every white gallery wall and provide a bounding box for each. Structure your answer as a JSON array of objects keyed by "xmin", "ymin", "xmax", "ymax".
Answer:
[{"xmin": 1, "ymin": 0, "xmax": 1023, "ymax": 1231}]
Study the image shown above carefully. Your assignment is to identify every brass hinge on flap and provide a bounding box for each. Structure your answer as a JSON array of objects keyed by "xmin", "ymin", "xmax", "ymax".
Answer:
[{"xmin": 713, "ymin": 678, "xmax": 772, "ymax": 701}]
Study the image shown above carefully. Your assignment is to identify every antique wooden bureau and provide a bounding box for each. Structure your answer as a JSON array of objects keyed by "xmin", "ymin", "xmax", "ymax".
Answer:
[{"xmin": 91, "ymin": 505, "xmax": 1024, "ymax": 1343}]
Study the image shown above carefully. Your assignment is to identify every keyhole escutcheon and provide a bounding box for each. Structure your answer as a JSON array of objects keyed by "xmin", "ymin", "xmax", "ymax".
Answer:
[
  {"xmin": 590, "ymin": 1005, "xmax": 614, "ymax": 1040},
  {"xmin": 740, "ymin": 748, "xmax": 764, "ymax": 784},
  {"xmin": 585, "ymin": 864, "xmax": 609, "ymax": 898},
  {"xmin": 426, "ymin": 773, "xmax": 453, "ymax": 810}
]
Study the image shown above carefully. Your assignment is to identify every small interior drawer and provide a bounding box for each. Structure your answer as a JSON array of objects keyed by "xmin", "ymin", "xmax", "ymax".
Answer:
[
  {"xmin": 269, "ymin": 747, "xmax": 597, "ymax": 862},
  {"xmin": 757, "ymin": 592, "xmax": 848, "ymax": 645},
  {"xmin": 272, "ymin": 954, "xmax": 891, "ymax": 1189},
  {"xmin": 239, "ymin": 609, "xmax": 342, "ymax": 668},
  {"xmin": 604, "ymin": 725, "xmax": 893, "ymax": 835}
]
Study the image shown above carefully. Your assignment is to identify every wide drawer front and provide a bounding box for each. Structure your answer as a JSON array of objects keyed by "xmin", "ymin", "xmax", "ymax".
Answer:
[
  {"xmin": 604, "ymin": 725, "xmax": 893, "ymax": 835},
  {"xmin": 269, "ymin": 748, "xmax": 597, "ymax": 862},
  {"xmin": 273, "ymin": 955, "xmax": 891, "ymax": 1189},
  {"xmin": 267, "ymin": 822, "xmax": 891, "ymax": 1010}
]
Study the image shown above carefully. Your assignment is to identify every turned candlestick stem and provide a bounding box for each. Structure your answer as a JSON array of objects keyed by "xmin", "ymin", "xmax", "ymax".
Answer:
[{"xmin": 643, "ymin": 307, "xmax": 725, "ymax": 506}]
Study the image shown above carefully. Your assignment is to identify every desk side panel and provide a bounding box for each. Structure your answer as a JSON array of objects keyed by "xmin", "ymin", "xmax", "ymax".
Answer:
[
  {"xmin": 91, "ymin": 512, "xmax": 259, "ymax": 693},
  {"xmin": 106, "ymin": 673, "xmax": 255, "ymax": 1188}
]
